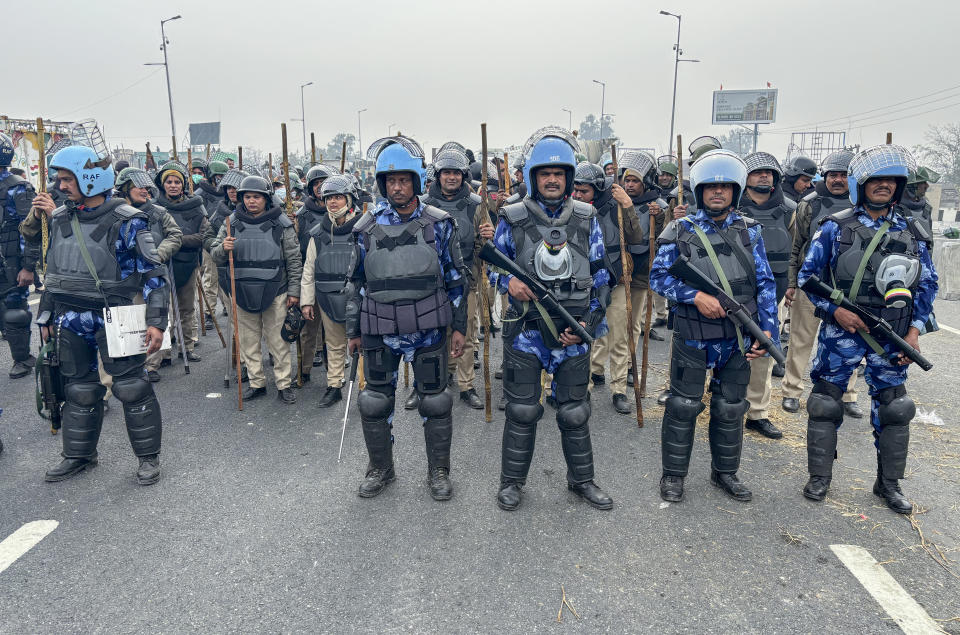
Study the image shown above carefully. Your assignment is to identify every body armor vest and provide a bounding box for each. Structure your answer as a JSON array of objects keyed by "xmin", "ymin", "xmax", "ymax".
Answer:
[
  {"xmin": 160, "ymin": 194, "xmax": 205, "ymax": 287},
  {"xmin": 626, "ymin": 191, "xmax": 660, "ymax": 257},
  {"xmin": 0, "ymin": 174, "xmax": 32, "ymax": 270},
  {"xmin": 44, "ymin": 199, "xmax": 149, "ymax": 311},
  {"xmin": 310, "ymin": 213, "xmax": 358, "ymax": 323},
  {"xmin": 592, "ymin": 190, "xmax": 624, "ymax": 282},
  {"xmin": 196, "ymin": 181, "xmax": 221, "ymax": 212},
  {"xmin": 672, "ymin": 216, "xmax": 760, "ymax": 341},
  {"xmin": 825, "ymin": 209, "xmax": 924, "ymax": 336},
  {"xmin": 355, "ymin": 205, "xmax": 453, "ymax": 335},
  {"xmin": 220, "ymin": 210, "xmax": 291, "ymax": 313},
  {"xmin": 503, "ymin": 197, "xmax": 594, "ymax": 344},
  {"xmin": 297, "ymin": 199, "xmax": 325, "ymax": 259},
  {"xmin": 422, "ymin": 185, "xmax": 483, "ymax": 269},
  {"xmin": 900, "ymin": 199, "xmax": 933, "ymax": 237},
  {"xmin": 740, "ymin": 190, "xmax": 794, "ymax": 300}
]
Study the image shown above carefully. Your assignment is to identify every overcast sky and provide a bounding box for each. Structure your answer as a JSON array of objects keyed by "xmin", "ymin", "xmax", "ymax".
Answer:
[{"xmin": 8, "ymin": 0, "xmax": 959, "ymax": 160}]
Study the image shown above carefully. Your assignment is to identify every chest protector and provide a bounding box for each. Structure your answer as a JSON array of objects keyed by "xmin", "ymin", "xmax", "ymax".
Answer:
[
  {"xmin": 826, "ymin": 209, "xmax": 925, "ymax": 336},
  {"xmin": 355, "ymin": 205, "xmax": 453, "ymax": 335},
  {"xmin": 423, "ymin": 189, "xmax": 482, "ymax": 269},
  {"xmin": 741, "ymin": 197, "xmax": 793, "ymax": 278},
  {"xmin": 221, "ymin": 212, "xmax": 291, "ymax": 313},
  {"xmin": 503, "ymin": 198, "xmax": 594, "ymax": 342},
  {"xmin": 672, "ymin": 217, "xmax": 760, "ymax": 341},
  {"xmin": 0, "ymin": 174, "xmax": 33, "ymax": 266},
  {"xmin": 593, "ymin": 191, "xmax": 624, "ymax": 282},
  {"xmin": 297, "ymin": 205, "xmax": 325, "ymax": 258},
  {"xmin": 311, "ymin": 214, "xmax": 358, "ymax": 323},
  {"xmin": 44, "ymin": 200, "xmax": 149, "ymax": 311},
  {"xmin": 164, "ymin": 198, "xmax": 205, "ymax": 287}
]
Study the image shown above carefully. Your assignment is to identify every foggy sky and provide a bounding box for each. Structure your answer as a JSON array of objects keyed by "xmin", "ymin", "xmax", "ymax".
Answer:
[{"xmin": 8, "ymin": 0, "xmax": 958, "ymax": 159}]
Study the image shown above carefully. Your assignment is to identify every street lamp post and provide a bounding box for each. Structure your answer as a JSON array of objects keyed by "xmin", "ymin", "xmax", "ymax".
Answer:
[
  {"xmin": 300, "ymin": 82, "xmax": 313, "ymax": 154},
  {"xmin": 388, "ymin": 123, "xmax": 397, "ymax": 136},
  {"xmin": 357, "ymin": 108, "xmax": 367, "ymax": 162},
  {"xmin": 561, "ymin": 108, "xmax": 572, "ymax": 131},
  {"xmin": 592, "ymin": 80, "xmax": 606, "ymax": 139},
  {"xmin": 660, "ymin": 10, "xmax": 700, "ymax": 157},
  {"xmin": 145, "ymin": 15, "xmax": 181, "ymax": 154}
]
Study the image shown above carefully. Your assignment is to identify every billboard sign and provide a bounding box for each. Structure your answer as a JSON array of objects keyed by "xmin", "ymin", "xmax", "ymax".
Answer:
[{"xmin": 711, "ymin": 89, "xmax": 778, "ymax": 125}]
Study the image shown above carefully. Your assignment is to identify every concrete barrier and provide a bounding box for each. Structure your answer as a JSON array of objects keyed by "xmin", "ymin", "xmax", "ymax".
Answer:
[{"xmin": 933, "ymin": 237, "xmax": 960, "ymax": 300}]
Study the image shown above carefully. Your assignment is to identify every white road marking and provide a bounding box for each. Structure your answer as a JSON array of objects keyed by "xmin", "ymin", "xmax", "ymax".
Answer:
[
  {"xmin": 28, "ymin": 297, "xmax": 39, "ymax": 306},
  {"xmin": 830, "ymin": 544, "xmax": 942, "ymax": 635},
  {"xmin": 936, "ymin": 322, "xmax": 960, "ymax": 336},
  {"xmin": 0, "ymin": 520, "xmax": 59, "ymax": 575}
]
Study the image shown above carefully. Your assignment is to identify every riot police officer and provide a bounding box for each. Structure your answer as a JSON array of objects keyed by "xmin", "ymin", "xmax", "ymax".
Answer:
[
  {"xmin": 210, "ymin": 176, "xmax": 303, "ymax": 404},
  {"xmin": 782, "ymin": 155, "xmax": 818, "ymax": 203},
  {"xmin": 0, "ymin": 132, "xmax": 38, "ymax": 378},
  {"xmin": 651, "ymin": 150, "xmax": 780, "ymax": 503},
  {"xmin": 300, "ymin": 175, "xmax": 362, "ymax": 408},
  {"xmin": 900, "ymin": 166, "xmax": 939, "ymax": 237},
  {"xmin": 493, "ymin": 127, "xmax": 613, "ymax": 512},
  {"xmin": 738, "ymin": 152, "xmax": 795, "ymax": 439},
  {"xmin": 798, "ymin": 145, "xmax": 937, "ymax": 514},
  {"xmin": 345, "ymin": 136, "xmax": 468, "ymax": 501},
  {"xmin": 24, "ymin": 146, "xmax": 169, "ymax": 485}
]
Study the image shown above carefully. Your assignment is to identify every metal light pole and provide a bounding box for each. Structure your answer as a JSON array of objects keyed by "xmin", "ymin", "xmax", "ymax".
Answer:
[
  {"xmin": 660, "ymin": 11, "xmax": 700, "ymax": 157},
  {"xmin": 561, "ymin": 108, "xmax": 572, "ymax": 131},
  {"xmin": 388, "ymin": 123, "xmax": 397, "ymax": 136},
  {"xmin": 357, "ymin": 108, "xmax": 367, "ymax": 160},
  {"xmin": 592, "ymin": 80, "xmax": 606, "ymax": 139},
  {"xmin": 145, "ymin": 16, "xmax": 182, "ymax": 153},
  {"xmin": 300, "ymin": 81, "xmax": 313, "ymax": 154}
]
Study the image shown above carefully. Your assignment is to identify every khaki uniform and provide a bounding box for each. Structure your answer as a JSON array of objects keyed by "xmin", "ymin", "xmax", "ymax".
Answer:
[
  {"xmin": 145, "ymin": 270, "xmax": 199, "ymax": 371},
  {"xmin": 300, "ymin": 232, "xmax": 350, "ymax": 388},
  {"xmin": 236, "ymin": 294, "xmax": 293, "ymax": 390},
  {"xmin": 199, "ymin": 250, "xmax": 220, "ymax": 318}
]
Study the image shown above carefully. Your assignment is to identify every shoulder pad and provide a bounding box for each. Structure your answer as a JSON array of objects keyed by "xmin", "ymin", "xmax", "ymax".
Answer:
[
  {"xmin": 783, "ymin": 197, "xmax": 797, "ymax": 212},
  {"xmin": 113, "ymin": 203, "xmax": 147, "ymax": 221},
  {"xmin": 738, "ymin": 215, "xmax": 759, "ymax": 228},
  {"xmin": 824, "ymin": 207, "xmax": 856, "ymax": 226},
  {"xmin": 353, "ymin": 211, "xmax": 376, "ymax": 234},
  {"xmin": 669, "ymin": 185, "xmax": 680, "ymax": 197},
  {"xmin": 52, "ymin": 205, "xmax": 69, "ymax": 219},
  {"xmin": 502, "ymin": 201, "xmax": 528, "ymax": 224},
  {"xmin": 571, "ymin": 199, "xmax": 595, "ymax": 220},
  {"xmin": 468, "ymin": 192, "xmax": 483, "ymax": 205},
  {"xmin": 276, "ymin": 214, "xmax": 293, "ymax": 228},
  {"xmin": 801, "ymin": 190, "xmax": 819, "ymax": 203},
  {"xmin": 904, "ymin": 215, "xmax": 933, "ymax": 245},
  {"xmin": 657, "ymin": 219, "xmax": 681, "ymax": 245},
  {"xmin": 135, "ymin": 229, "xmax": 162, "ymax": 266},
  {"xmin": 1, "ymin": 174, "xmax": 26, "ymax": 188},
  {"xmin": 420, "ymin": 204, "xmax": 450, "ymax": 223},
  {"xmin": 504, "ymin": 192, "xmax": 522, "ymax": 205}
]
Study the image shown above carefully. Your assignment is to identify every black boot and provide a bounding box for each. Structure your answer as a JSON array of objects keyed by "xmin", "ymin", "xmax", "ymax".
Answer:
[
  {"xmin": 317, "ymin": 386, "xmax": 342, "ymax": 408},
  {"xmin": 660, "ymin": 475, "xmax": 684, "ymax": 502},
  {"xmin": 5, "ymin": 314, "xmax": 33, "ymax": 378},
  {"xmin": 874, "ymin": 390, "xmax": 914, "ymax": 514},
  {"xmin": 45, "ymin": 455, "xmax": 98, "ymax": 482},
  {"xmin": 612, "ymin": 393, "xmax": 630, "ymax": 414},
  {"xmin": 242, "ymin": 386, "xmax": 267, "ymax": 400},
  {"xmin": 803, "ymin": 476, "xmax": 832, "ymax": 501},
  {"xmin": 708, "ymin": 396, "xmax": 749, "ymax": 501},
  {"xmin": 137, "ymin": 455, "xmax": 161, "ymax": 485},
  {"xmin": 710, "ymin": 470, "xmax": 752, "ymax": 501},
  {"xmin": 498, "ymin": 404, "xmax": 541, "ymax": 510},
  {"xmin": 403, "ymin": 391, "xmax": 419, "ymax": 410},
  {"xmin": 567, "ymin": 480, "xmax": 613, "ymax": 510},
  {"xmin": 358, "ymin": 393, "xmax": 396, "ymax": 498},
  {"xmin": 47, "ymin": 384, "xmax": 104, "ymax": 482},
  {"xmin": 497, "ymin": 481, "xmax": 523, "ymax": 511},
  {"xmin": 422, "ymin": 400, "xmax": 454, "ymax": 501},
  {"xmin": 745, "ymin": 418, "xmax": 783, "ymax": 439},
  {"xmin": 771, "ymin": 361, "xmax": 785, "ymax": 378},
  {"xmin": 873, "ymin": 456, "xmax": 912, "ymax": 514},
  {"xmin": 804, "ymin": 382, "xmax": 842, "ymax": 501},
  {"xmin": 459, "ymin": 388, "xmax": 483, "ymax": 409},
  {"xmin": 558, "ymin": 401, "xmax": 611, "ymax": 509}
]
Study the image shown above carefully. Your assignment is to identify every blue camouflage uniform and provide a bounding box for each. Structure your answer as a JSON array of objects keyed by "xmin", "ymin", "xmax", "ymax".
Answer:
[
  {"xmin": 0, "ymin": 168, "xmax": 32, "ymax": 313},
  {"xmin": 798, "ymin": 207, "xmax": 937, "ymax": 440}
]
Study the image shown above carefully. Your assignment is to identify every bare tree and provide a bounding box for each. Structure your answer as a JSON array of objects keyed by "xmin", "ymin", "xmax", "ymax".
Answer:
[{"xmin": 914, "ymin": 123, "xmax": 960, "ymax": 185}]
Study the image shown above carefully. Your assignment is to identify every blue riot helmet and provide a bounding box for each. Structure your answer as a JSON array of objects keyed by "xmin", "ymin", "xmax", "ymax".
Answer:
[
  {"xmin": 522, "ymin": 126, "xmax": 579, "ymax": 200},
  {"xmin": 368, "ymin": 135, "xmax": 427, "ymax": 197},
  {"xmin": 49, "ymin": 145, "xmax": 115, "ymax": 198},
  {"xmin": 689, "ymin": 149, "xmax": 747, "ymax": 216},
  {"xmin": 0, "ymin": 132, "xmax": 14, "ymax": 167},
  {"xmin": 847, "ymin": 144, "xmax": 916, "ymax": 209}
]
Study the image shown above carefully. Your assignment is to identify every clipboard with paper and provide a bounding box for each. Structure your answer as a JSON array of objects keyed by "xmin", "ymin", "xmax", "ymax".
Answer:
[{"xmin": 103, "ymin": 304, "xmax": 171, "ymax": 358}]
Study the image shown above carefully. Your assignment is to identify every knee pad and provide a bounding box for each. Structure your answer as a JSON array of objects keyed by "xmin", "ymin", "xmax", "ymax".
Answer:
[
  {"xmin": 64, "ymin": 382, "xmax": 107, "ymax": 407},
  {"xmin": 670, "ymin": 339, "xmax": 708, "ymax": 399},
  {"xmin": 503, "ymin": 346, "xmax": 543, "ymax": 405},
  {"xmin": 811, "ymin": 379, "xmax": 844, "ymax": 402},
  {"xmin": 710, "ymin": 396, "xmax": 748, "ymax": 422},
  {"xmin": 806, "ymin": 391, "xmax": 843, "ymax": 422},
  {"xmin": 412, "ymin": 335, "xmax": 448, "ymax": 394},
  {"xmin": 357, "ymin": 388, "xmax": 393, "ymax": 420},
  {"xmin": 665, "ymin": 395, "xmax": 706, "ymax": 421},
  {"xmin": 111, "ymin": 376, "xmax": 153, "ymax": 403},
  {"xmin": 876, "ymin": 385, "xmax": 914, "ymax": 427},
  {"xmin": 556, "ymin": 400, "xmax": 590, "ymax": 431},
  {"xmin": 505, "ymin": 401, "xmax": 543, "ymax": 425},
  {"xmin": 418, "ymin": 391, "xmax": 452, "ymax": 419},
  {"xmin": 2, "ymin": 308, "xmax": 31, "ymax": 329},
  {"xmin": 553, "ymin": 354, "xmax": 589, "ymax": 404}
]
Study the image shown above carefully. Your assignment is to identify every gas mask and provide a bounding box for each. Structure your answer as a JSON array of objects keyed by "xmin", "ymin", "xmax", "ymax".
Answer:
[
  {"xmin": 875, "ymin": 253, "xmax": 921, "ymax": 309},
  {"xmin": 534, "ymin": 228, "xmax": 573, "ymax": 282}
]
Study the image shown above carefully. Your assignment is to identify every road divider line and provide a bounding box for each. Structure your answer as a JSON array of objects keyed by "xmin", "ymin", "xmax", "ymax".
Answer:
[
  {"xmin": 830, "ymin": 544, "xmax": 941, "ymax": 635},
  {"xmin": 0, "ymin": 520, "xmax": 59, "ymax": 575},
  {"xmin": 936, "ymin": 322, "xmax": 960, "ymax": 336}
]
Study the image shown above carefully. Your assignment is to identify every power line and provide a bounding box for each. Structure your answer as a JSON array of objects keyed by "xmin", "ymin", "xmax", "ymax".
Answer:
[{"xmin": 766, "ymin": 98, "xmax": 960, "ymax": 135}]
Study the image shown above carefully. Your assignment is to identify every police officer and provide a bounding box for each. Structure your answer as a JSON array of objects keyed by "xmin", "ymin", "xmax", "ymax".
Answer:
[
  {"xmin": 210, "ymin": 175, "xmax": 303, "ymax": 404},
  {"xmin": 419, "ymin": 146, "xmax": 496, "ymax": 410},
  {"xmin": 782, "ymin": 151, "xmax": 862, "ymax": 418},
  {"xmin": 296, "ymin": 164, "xmax": 341, "ymax": 381},
  {"xmin": 0, "ymin": 132, "xmax": 38, "ymax": 378},
  {"xmin": 572, "ymin": 162, "xmax": 645, "ymax": 415},
  {"xmin": 738, "ymin": 152, "xmax": 795, "ymax": 439},
  {"xmin": 24, "ymin": 146, "xmax": 169, "ymax": 485},
  {"xmin": 798, "ymin": 145, "xmax": 937, "ymax": 514},
  {"xmin": 197, "ymin": 160, "xmax": 229, "ymax": 326},
  {"xmin": 900, "ymin": 166, "xmax": 939, "ymax": 236},
  {"xmin": 345, "ymin": 135, "xmax": 468, "ymax": 501},
  {"xmin": 207, "ymin": 168, "xmax": 246, "ymax": 318},
  {"xmin": 493, "ymin": 127, "xmax": 613, "ymax": 512},
  {"xmin": 152, "ymin": 161, "xmax": 213, "ymax": 367},
  {"xmin": 300, "ymin": 175, "xmax": 360, "ymax": 408},
  {"xmin": 650, "ymin": 149, "xmax": 780, "ymax": 503},
  {"xmin": 782, "ymin": 155, "xmax": 818, "ymax": 203}
]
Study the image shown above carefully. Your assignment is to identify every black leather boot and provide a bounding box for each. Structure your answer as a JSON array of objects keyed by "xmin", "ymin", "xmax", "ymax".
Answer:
[
  {"xmin": 137, "ymin": 455, "xmax": 161, "ymax": 485},
  {"xmin": 659, "ymin": 475, "xmax": 684, "ymax": 502},
  {"xmin": 567, "ymin": 480, "xmax": 613, "ymax": 510}
]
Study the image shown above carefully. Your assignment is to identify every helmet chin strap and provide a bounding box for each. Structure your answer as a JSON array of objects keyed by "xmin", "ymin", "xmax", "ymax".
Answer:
[
  {"xmin": 746, "ymin": 185, "xmax": 772, "ymax": 194},
  {"xmin": 704, "ymin": 205, "xmax": 730, "ymax": 217},
  {"xmin": 864, "ymin": 199, "xmax": 891, "ymax": 211}
]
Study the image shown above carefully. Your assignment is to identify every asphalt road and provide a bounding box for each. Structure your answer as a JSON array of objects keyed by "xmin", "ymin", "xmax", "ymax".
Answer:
[{"xmin": 1, "ymin": 296, "xmax": 958, "ymax": 633}]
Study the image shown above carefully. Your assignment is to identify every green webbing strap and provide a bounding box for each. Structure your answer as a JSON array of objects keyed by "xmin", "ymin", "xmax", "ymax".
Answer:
[
  {"xmin": 500, "ymin": 299, "xmax": 561, "ymax": 342},
  {"xmin": 70, "ymin": 213, "xmax": 113, "ymax": 319},
  {"xmin": 848, "ymin": 220, "xmax": 890, "ymax": 357},
  {"xmin": 682, "ymin": 218, "xmax": 745, "ymax": 353}
]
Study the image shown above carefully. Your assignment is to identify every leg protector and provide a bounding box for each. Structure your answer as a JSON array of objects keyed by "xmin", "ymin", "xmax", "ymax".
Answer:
[
  {"xmin": 806, "ymin": 380, "xmax": 843, "ymax": 477},
  {"xmin": 412, "ymin": 333, "xmax": 448, "ymax": 395},
  {"xmin": 501, "ymin": 402, "xmax": 543, "ymax": 483},
  {"xmin": 3, "ymin": 308, "xmax": 31, "ymax": 362},
  {"xmin": 669, "ymin": 336, "xmax": 708, "ymax": 399},
  {"xmin": 557, "ymin": 400, "xmax": 594, "ymax": 484},
  {"xmin": 112, "ymin": 373, "xmax": 162, "ymax": 457},
  {"xmin": 876, "ymin": 385, "xmax": 914, "ymax": 480},
  {"xmin": 553, "ymin": 353, "xmax": 589, "ymax": 404},
  {"xmin": 661, "ymin": 396, "xmax": 705, "ymax": 477},
  {"xmin": 420, "ymin": 392, "xmax": 453, "ymax": 470},
  {"xmin": 61, "ymin": 381, "xmax": 106, "ymax": 459},
  {"xmin": 357, "ymin": 388, "xmax": 394, "ymax": 470},
  {"xmin": 708, "ymin": 396, "xmax": 748, "ymax": 474},
  {"xmin": 360, "ymin": 335, "xmax": 400, "ymax": 393},
  {"xmin": 503, "ymin": 345, "xmax": 543, "ymax": 405}
]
